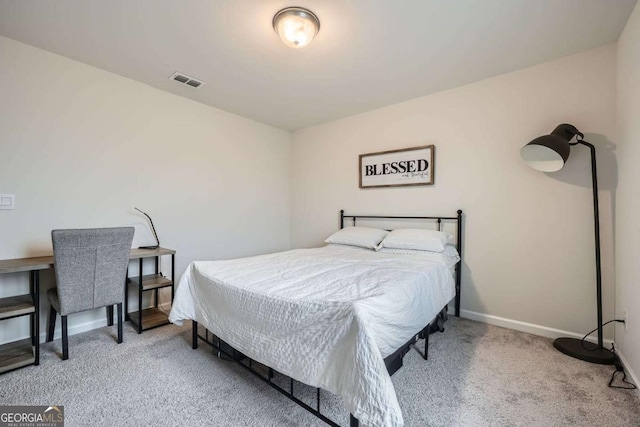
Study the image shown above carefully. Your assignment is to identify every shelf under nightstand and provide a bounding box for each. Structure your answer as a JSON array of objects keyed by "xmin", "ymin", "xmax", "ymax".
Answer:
[{"xmin": 125, "ymin": 248, "xmax": 175, "ymax": 333}]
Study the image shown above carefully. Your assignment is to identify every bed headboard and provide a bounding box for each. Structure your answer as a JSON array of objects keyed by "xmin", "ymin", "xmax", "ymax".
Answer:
[{"xmin": 339, "ymin": 209, "xmax": 464, "ymax": 317}]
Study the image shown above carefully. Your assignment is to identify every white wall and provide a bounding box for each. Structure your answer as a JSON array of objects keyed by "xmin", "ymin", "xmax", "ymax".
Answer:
[
  {"xmin": 0, "ymin": 32, "xmax": 626, "ymax": 358},
  {"xmin": 615, "ymin": 1, "xmax": 640, "ymax": 386},
  {"xmin": 290, "ymin": 45, "xmax": 618, "ymax": 340},
  {"xmin": 0, "ymin": 36, "xmax": 291, "ymax": 343}
]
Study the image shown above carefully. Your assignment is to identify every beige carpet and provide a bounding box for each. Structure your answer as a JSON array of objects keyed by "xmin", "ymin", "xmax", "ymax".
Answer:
[{"xmin": 0, "ymin": 317, "xmax": 638, "ymax": 426}]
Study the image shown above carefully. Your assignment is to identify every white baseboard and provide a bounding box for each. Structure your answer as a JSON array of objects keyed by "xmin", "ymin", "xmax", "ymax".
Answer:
[
  {"xmin": 614, "ymin": 348, "xmax": 639, "ymax": 397},
  {"xmin": 459, "ymin": 309, "xmax": 614, "ymax": 346},
  {"xmin": 43, "ymin": 305, "xmax": 607, "ymax": 343}
]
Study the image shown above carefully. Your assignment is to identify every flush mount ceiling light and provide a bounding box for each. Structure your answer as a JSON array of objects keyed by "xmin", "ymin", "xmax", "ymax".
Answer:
[{"xmin": 273, "ymin": 7, "xmax": 320, "ymax": 48}]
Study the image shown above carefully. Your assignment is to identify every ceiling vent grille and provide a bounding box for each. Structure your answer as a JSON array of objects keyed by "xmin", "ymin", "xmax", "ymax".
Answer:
[{"xmin": 169, "ymin": 72, "xmax": 205, "ymax": 88}]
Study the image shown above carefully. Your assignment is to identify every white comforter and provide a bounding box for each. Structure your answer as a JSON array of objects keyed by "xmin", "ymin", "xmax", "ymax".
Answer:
[{"xmin": 169, "ymin": 245, "xmax": 456, "ymax": 427}]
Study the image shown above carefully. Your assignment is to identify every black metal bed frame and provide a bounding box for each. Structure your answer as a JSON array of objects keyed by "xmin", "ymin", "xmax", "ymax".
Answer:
[{"xmin": 191, "ymin": 209, "xmax": 464, "ymax": 427}]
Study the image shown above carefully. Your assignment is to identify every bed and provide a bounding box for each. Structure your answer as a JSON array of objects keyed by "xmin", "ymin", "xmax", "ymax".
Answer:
[{"xmin": 169, "ymin": 210, "xmax": 463, "ymax": 427}]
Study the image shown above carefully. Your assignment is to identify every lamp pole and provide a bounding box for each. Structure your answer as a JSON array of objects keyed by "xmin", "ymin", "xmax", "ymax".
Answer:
[
  {"xmin": 551, "ymin": 137, "xmax": 614, "ymax": 364},
  {"xmin": 576, "ymin": 139, "xmax": 603, "ymax": 348}
]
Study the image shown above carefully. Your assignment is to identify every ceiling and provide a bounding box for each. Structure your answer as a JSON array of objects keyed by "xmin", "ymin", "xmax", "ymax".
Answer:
[{"xmin": 0, "ymin": 0, "xmax": 636, "ymax": 131}]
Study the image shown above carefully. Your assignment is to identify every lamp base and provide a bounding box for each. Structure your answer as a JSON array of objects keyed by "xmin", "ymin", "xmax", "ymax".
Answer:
[{"xmin": 553, "ymin": 337, "xmax": 616, "ymax": 365}]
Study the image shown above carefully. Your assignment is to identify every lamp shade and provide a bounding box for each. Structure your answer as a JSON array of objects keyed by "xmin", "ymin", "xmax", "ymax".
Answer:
[{"xmin": 520, "ymin": 124, "xmax": 582, "ymax": 172}]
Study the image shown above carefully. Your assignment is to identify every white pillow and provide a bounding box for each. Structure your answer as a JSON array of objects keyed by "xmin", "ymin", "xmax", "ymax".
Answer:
[
  {"xmin": 378, "ymin": 245, "xmax": 460, "ymax": 268},
  {"xmin": 378, "ymin": 228, "xmax": 453, "ymax": 253},
  {"xmin": 324, "ymin": 226, "xmax": 388, "ymax": 250}
]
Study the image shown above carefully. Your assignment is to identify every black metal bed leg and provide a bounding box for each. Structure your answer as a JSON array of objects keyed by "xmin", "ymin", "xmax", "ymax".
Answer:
[
  {"xmin": 192, "ymin": 320, "xmax": 198, "ymax": 349},
  {"xmin": 350, "ymin": 414, "xmax": 359, "ymax": 427},
  {"xmin": 424, "ymin": 329, "xmax": 429, "ymax": 360},
  {"xmin": 193, "ymin": 325, "xmax": 343, "ymax": 427}
]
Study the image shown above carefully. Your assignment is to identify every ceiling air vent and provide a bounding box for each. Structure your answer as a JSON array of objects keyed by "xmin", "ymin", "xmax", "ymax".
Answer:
[{"xmin": 169, "ymin": 72, "xmax": 205, "ymax": 89}]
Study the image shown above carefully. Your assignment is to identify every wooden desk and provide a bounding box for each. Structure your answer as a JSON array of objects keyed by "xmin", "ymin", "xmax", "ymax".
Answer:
[
  {"xmin": 0, "ymin": 247, "xmax": 175, "ymax": 374},
  {"xmin": 0, "ymin": 257, "xmax": 50, "ymax": 373},
  {"xmin": 0, "ymin": 256, "xmax": 55, "ymax": 274},
  {"xmin": 0, "ymin": 248, "xmax": 176, "ymax": 273}
]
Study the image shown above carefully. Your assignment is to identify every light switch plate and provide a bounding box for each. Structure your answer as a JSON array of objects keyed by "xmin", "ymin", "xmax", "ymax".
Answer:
[{"xmin": 0, "ymin": 194, "xmax": 15, "ymax": 210}]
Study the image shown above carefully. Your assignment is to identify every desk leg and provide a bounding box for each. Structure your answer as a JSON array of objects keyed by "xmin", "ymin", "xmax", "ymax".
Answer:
[
  {"xmin": 154, "ymin": 256, "xmax": 159, "ymax": 308},
  {"xmin": 171, "ymin": 254, "xmax": 175, "ymax": 307},
  {"xmin": 30, "ymin": 313, "xmax": 34, "ymax": 346},
  {"xmin": 124, "ymin": 274, "xmax": 129, "ymax": 321},
  {"xmin": 32, "ymin": 270, "xmax": 40, "ymax": 366},
  {"xmin": 138, "ymin": 258, "xmax": 143, "ymax": 334},
  {"xmin": 30, "ymin": 276, "xmax": 35, "ymax": 346},
  {"xmin": 29, "ymin": 296, "xmax": 36, "ymax": 347}
]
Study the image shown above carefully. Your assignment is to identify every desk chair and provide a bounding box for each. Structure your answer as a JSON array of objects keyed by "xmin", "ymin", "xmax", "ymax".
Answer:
[{"xmin": 46, "ymin": 227, "xmax": 134, "ymax": 360}]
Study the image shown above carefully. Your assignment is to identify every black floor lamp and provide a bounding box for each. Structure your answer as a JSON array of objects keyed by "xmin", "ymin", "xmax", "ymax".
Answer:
[{"xmin": 520, "ymin": 124, "xmax": 615, "ymax": 365}]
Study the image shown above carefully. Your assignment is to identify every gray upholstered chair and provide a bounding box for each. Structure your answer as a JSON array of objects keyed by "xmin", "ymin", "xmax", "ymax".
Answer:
[{"xmin": 46, "ymin": 227, "xmax": 134, "ymax": 360}]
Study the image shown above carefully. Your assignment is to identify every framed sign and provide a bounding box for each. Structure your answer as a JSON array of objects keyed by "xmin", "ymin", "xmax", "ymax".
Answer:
[{"xmin": 359, "ymin": 145, "xmax": 435, "ymax": 188}]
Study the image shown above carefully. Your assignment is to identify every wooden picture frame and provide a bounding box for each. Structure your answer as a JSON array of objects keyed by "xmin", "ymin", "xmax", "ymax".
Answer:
[{"xmin": 359, "ymin": 145, "xmax": 435, "ymax": 188}]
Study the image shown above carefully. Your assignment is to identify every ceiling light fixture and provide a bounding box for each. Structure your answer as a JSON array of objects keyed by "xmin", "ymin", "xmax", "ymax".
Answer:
[{"xmin": 273, "ymin": 7, "xmax": 320, "ymax": 48}]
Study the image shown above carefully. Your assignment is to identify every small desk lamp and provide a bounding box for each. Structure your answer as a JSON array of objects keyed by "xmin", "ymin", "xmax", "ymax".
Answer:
[
  {"xmin": 520, "ymin": 124, "xmax": 614, "ymax": 365},
  {"xmin": 135, "ymin": 207, "xmax": 160, "ymax": 250}
]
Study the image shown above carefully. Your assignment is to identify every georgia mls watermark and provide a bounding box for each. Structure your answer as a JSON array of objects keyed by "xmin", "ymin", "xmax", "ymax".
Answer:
[{"xmin": 0, "ymin": 406, "xmax": 63, "ymax": 427}]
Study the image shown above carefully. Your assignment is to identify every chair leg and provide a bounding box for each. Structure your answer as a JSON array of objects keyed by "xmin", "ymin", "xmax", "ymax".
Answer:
[
  {"xmin": 61, "ymin": 315, "xmax": 69, "ymax": 360},
  {"xmin": 106, "ymin": 305, "xmax": 114, "ymax": 326},
  {"xmin": 47, "ymin": 306, "xmax": 57, "ymax": 342},
  {"xmin": 117, "ymin": 303, "xmax": 123, "ymax": 344}
]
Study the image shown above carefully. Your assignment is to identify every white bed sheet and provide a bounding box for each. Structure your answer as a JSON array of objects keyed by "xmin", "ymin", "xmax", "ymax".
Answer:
[{"xmin": 169, "ymin": 245, "xmax": 456, "ymax": 427}]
